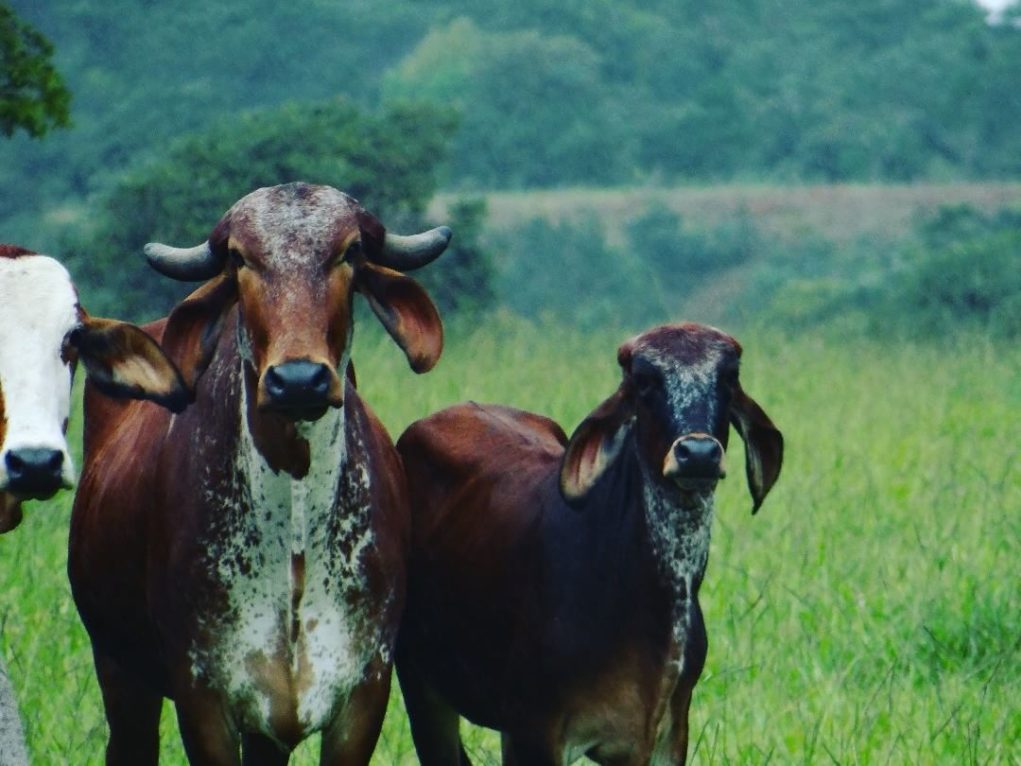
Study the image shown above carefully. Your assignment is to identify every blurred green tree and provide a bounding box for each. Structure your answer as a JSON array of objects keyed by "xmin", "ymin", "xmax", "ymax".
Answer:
[
  {"xmin": 383, "ymin": 18, "xmax": 633, "ymax": 186},
  {"xmin": 0, "ymin": 2, "xmax": 70, "ymax": 137}
]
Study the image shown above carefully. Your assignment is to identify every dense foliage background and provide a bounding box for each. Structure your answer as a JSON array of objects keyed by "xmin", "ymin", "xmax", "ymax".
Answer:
[
  {"xmin": 5, "ymin": 0, "xmax": 1021, "ymax": 208},
  {"xmin": 2, "ymin": 0, "xmax": 1020, "ymax": 334}
]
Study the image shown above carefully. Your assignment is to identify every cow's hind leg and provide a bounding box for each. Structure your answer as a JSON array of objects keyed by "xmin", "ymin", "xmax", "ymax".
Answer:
[
  {"xmin": 395, "ymin": 658, "xmax": 471, "ymax": 766},
  {"xmin": 94, "ymin": 651, "xmax": 162, "ymax": 766}
]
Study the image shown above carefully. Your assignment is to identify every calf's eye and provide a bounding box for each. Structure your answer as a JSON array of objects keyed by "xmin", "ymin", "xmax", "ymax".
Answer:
[{"xmin": 633, "ymin": 371, "xmax": 657, "ymax": 398}]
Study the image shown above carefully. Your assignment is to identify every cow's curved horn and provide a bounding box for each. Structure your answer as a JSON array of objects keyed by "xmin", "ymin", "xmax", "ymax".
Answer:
[
  {"xmin": 144, "ymin": 241, "xmax": 224, "ymax": 282},
  {"xmin": 376, "ymin": 226, "xmax": 452, "ymax": 271}
]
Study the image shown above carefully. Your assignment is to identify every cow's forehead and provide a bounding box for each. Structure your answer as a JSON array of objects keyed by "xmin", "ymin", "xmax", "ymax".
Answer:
[
  {"xmin": 228, "ymin": 184, "xmax": 361, "ymax": 259},
  {"xmin": 628, "ymin": 323, "xmax": 740, "ymax": 373},
  {"xmin": 0, "ymin": 255, "xmax": 79, "ymax": 342}
]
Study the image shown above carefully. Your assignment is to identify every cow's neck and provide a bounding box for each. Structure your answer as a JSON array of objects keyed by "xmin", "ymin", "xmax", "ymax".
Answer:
[
  {"xmin": 566, "ymin": 453, "xmax": 711, "ymax": 650},
  {"xmin": 236, "ymin": 365, "xmax": 350, "ymax": 559},
  {"xmin": 638, "ymin": 463, "xmax": 714, "ymax": 648}
]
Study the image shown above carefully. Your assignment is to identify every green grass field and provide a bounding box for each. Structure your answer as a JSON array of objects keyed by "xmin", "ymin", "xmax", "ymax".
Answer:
[{"xmin": 1, "ymin": 316, "xmax": 1018, "ymax": 764}]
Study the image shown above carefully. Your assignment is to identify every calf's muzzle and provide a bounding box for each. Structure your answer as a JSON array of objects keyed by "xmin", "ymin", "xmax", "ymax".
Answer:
[{"xmin": 662, "ymin": 433, "xmax": 725, "ymax": 490}]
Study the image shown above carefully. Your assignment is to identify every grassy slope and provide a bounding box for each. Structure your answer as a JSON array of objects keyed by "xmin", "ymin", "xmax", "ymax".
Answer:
[{"xmin": 1, "ymin": 317, "xmax": 1018, "ymax": 764}]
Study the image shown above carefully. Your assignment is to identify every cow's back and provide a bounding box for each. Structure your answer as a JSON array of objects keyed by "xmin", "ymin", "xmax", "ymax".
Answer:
[{"xmin": 397, "ymin": 402, "xmax": 566, "ymax": 553}]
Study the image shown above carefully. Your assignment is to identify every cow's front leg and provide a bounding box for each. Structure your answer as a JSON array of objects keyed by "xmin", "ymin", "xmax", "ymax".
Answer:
[
  {"xmin": 174, "ymin": 686, "xmax": 241, "ymax": 766},
  {"xmin": 93, "ymin": 650, "xmax": 162, "ymax": 766},
  {"xmin": 319, "ymin": 667, "xmax": 391, "ymax": 766}
]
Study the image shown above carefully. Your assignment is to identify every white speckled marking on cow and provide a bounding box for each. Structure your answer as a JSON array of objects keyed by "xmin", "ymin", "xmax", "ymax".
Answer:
[
  {"xmin": 234, "ymin": 185, "xmax": 357, "ymax": 269},
  {"xmin": 190, "ymin": 378, "xmax": 378, "ymax": 740},
  {"xmin": 644, "ymin": 342, "xmax": 724, "ymax": 431},
  {"xmin": 642, "ymin": 344, "xmax": 720, "ymax": 765},
  {"xmin": 0, "ymin": 255, "xmax": 79, "ymax": 490},
  {"xmin": 639, "ymin": 344, "xmax": 721, "ymax": 647}
]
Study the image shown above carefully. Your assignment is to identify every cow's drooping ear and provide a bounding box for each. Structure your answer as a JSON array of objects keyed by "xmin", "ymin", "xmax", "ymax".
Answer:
[
  {"xmin": 357, "ymin": 262, "xmax": 443, "ymax": 374},
  {"xmin": 158, "ymin": 273, "xmax": 239, "ymax": 394},
  {"xmin": 730, "ymin": 384, "xmax": 783, "ymax": 514},
  {"xmin": 560, "ymin": 386, "xmax": 634, "ymax": 505},
  {"xmin": 0, "ymin": 493, "xmax": 23, "ymax": 535},
  {"xmin": 68, "ymin": 314, "xmax": 191, "ymax": 413}
]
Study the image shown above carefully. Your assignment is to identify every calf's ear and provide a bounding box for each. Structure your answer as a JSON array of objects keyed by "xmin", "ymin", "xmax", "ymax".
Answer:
[
  {"xmin": 357, "ymin": 263, "xmax": 443, "ymax": 374},
  {"xmin": 560, "ymin": 387, "xmax": 633, "ymax": 505},
  {"xmin": 730, "ymin": 384, "xmax": 783, "ymax": 514},
  {"xmin": 70, "ymin": 314, "xmax": 191, "ymax": 412}
]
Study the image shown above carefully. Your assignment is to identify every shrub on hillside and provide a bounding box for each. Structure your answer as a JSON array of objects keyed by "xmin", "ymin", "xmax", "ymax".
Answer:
[
  {"xmin": 894, "ymin": 230, "xmax": 1021, "ymax": 338},
  {"xmin": 624, "ymin": 203, "xmax": 757, "ymax": 296},
  {"xmin": 491, "ymin": 214, "xmax": 666, "ymax": 330},
  {"xmin": 764, "ymin": 204, "xmax": 1021, "ymax": 339}
]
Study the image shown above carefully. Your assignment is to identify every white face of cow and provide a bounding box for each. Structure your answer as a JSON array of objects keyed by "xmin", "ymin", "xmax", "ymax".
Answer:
[{"xmin": 0, "ymin": 255, "xmax": 79, "ymax": 498}]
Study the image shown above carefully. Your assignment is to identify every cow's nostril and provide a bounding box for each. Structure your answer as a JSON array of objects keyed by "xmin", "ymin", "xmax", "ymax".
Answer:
[
  {"xmin": 308, "ymin": 364, "xmax": 331, "ymax": 396},
  {"xmin": 264, "ymin": 366, "xmax": 287, "ymax": 399},
  {"xmin": 5, "ymin": 452, "xmax": 25, "ymax": 476},
  {"xmin": 45, "ymin": 450, "xmax": 64, "ymax": 472}
]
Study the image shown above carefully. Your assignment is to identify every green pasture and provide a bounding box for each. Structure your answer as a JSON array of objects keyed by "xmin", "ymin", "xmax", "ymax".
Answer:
[{"xmin": 1, "ymin": 317, "xmax": 1018, "ymax": 764}]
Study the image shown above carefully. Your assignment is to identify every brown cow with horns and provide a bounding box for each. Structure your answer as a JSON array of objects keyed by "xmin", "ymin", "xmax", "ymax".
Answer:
[
  {"xmin": 395, "ymin": 322, "xmax": 783, "ymax": 766},
  {"xmin": 69, "ymin": 183, "xmax": 451, "ymax": 765}
]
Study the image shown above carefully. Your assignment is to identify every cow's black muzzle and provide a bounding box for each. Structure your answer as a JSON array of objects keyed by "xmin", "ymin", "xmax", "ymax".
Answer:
[
  {"xmin": 262, "ymin": 360, "xmax": 337, "ymax": 421},
  {"xmin": 4, "ymin": 447, "xmax": 66, "ymax": 500},
  {"xmin": 663, "ymin": 433, "xmax": 725, "ymax": 491}
]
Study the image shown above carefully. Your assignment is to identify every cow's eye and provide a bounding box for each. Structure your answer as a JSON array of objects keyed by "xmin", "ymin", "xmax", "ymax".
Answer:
[
  {"xmin": 722, "ymin": 366, "xmax": 739, "ymax": 389},
  {"xmin": 632, "ymin": 365, "xmax": 661, "ymax": 399},
  {"xmin": 340, "ymin": 242, "xmax": 362, "ymax": 265},
  {"xmin": 229, "ymin": 248, "xmax": 246, "ymax": 269},
  {"xmin": 635, "ymin": 373, "xmax": 657, "ymax": 398}
]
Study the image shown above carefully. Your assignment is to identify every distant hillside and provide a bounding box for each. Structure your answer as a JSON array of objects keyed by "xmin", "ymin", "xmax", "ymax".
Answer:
[
  {"xmin": 431, "ymin": 182, "xmax": 1021, "ymax": 330},
  {"xmin": 432, "ymin": 182, "xmax": 1021, "ymax": 246}
]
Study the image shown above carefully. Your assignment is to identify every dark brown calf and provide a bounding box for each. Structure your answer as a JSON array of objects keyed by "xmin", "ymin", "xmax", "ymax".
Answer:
[
  {"xmin": 68, "ymin": 183, "xmax": 450, "ymax": 765},
  {"xmin": 396, "ymin": 323, "xmax": 783, "ymax": 766}
]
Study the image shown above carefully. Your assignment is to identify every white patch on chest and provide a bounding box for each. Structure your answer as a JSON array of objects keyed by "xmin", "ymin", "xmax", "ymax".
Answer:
[
  {"xmin": 642, "ymin": 480, "xmax": 713, "ymax": 761},
  {"xmin": 190, "ymin": 379, "xmax": 379, "ymax": 738},
  {"xmin": 643, "ymin": 480, "xmax": 713, "ymax": 648},
  {"xmin": 0, "ymin": 256, "xmax": 77, "ymax": 489}
]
